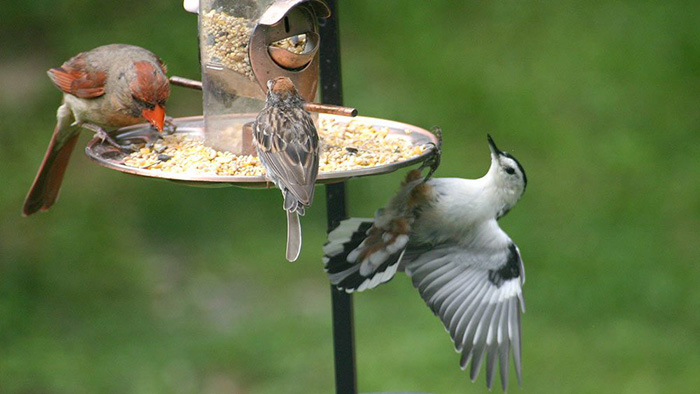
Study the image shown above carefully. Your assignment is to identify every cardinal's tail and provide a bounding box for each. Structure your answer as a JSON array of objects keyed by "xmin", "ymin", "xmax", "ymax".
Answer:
[{"xmin": 23, "ymin": 105, "xmax": 80, "ymax": 216}]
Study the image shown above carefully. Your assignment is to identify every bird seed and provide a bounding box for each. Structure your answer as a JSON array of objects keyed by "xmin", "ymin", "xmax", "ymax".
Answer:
[
  {"xmin": 200, "ymin": 10, "xmax": 309, "ymax": 82},
  {"xmin": 200, "ymin": 10, "xmax": 256, "ymax": 81},
  {"xmin": 271, "ymin": 34, "xmax": 308, "ymax": 54},
  {"xmin": 122, "ymin": 118, "xmax": 427, "ymax": 177}
]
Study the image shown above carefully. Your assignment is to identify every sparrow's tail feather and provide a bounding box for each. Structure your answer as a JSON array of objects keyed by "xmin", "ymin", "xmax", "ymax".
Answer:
[
  {"xmin": 283, "ymin": 189, "xmax": 306, "ymax": 215},
  {"xmin": 286, "ymin": 210, "xmax": 302, "ymax": 262},
  {"xmin": 23, "ymin": 121, "xmax": 80, "ymax": 216},
  {"xmin": 323, "ymin": 218, "xmax": 406, "ymax": 293}
]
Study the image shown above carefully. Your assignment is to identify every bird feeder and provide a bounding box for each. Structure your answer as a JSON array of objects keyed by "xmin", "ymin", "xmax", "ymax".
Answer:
[
  {"xmin": 199, "ymin": 0, "xmax": 330, "ymax": 154},
  {"xmin": 84, "ymin": 1, "xmax": 439, "ymax": 392}
]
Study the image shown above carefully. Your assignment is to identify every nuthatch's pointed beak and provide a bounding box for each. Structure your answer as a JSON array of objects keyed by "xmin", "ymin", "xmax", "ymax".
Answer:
[
  {"xmin": 142, "ymin": 105, "xmax": 166, "ymax": 132},
  {"xmin": 487, "ymin": 134, "xmax": 502, "ymax": 157}
]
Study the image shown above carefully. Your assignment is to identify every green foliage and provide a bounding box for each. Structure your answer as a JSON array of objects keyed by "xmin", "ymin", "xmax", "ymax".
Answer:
[{"xmin": 1, "ymin": 1, "xmax": 699, "ymax": 393}]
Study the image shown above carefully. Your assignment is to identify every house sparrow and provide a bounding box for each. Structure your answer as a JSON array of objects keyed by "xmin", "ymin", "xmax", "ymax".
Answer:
[
  {"xmin": 323, "ymin": 135, "xmax": 527, "ymax": 391},
  {"xmin": 253, "ymin": 77, "xmax": 319, "ymax": 262},
  {"xmin": 23, "ymin": 44, "xmax": 170, "ymax": 216}
]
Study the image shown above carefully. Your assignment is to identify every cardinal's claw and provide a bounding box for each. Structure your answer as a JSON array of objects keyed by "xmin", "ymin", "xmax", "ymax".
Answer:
[
  {"xmin": 163, "ymin": 116, "xmax": 177, "ymax": 135},
  {"xmin": 81, "ymin": 123, "xmax": 131, "ymax": 152}
]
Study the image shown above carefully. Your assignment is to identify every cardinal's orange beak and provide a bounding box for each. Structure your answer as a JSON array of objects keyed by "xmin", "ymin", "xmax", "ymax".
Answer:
[{"xmin": 142, "ymin": 105, "xmax": 166, "ymax": 132}]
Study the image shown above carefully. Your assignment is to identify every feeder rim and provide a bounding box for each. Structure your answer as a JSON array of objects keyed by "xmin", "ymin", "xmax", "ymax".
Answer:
[{"xmin": 84, "ymin": 114, "xmax": 438, "ymax": 188}]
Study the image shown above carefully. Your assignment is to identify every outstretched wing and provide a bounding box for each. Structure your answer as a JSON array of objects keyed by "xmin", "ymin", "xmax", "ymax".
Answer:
[
  {"xmin": 323, "ymin": 171, "xmax": 438, "ymax": 292},
  {"xmin": 323, "ymin": 216, "xmax": 408, "ymax": 292},
  {"xmin": 253, "ymin": 107, "xmax": 319, "ymax": 208},
  {"xmin": 404, "ymin": 229, "xmax": 525, "ymax": 391}
]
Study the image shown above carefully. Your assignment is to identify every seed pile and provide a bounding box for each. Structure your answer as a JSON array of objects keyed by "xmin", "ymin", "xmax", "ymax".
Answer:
[
  {"xmin": 317, "ymin": 118, "xmax": 425, "ymax": 172},
  {"xmin": 124, "ymin": 136, "xmax": 263, "ymax": 177},
  {"xmin": 122, "ymin": 119, "xmax": 427, "ymax": 177},
  {"xmin": 201, "ymin": 10, "xmax": 256, "ymax": 81},
  {"xmin": 201, "ymin": 9, "xmax": 309, "ymax": 81},
  {"xmin": 271, "ymin": 34, "xmax": 307, "ymax": 55}
]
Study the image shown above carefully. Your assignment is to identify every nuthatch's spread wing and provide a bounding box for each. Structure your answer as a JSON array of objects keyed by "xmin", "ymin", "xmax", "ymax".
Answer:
[
  {"xmin": 323, "ymin": 170, "xmax": 436, "ymax": 291},
  {"xmin": 404, "ymin": 236, "xmax": 525, "ymax": 391},
  {"xmin": 323, "ymin": 217, "xmax": 408, "ymax": 291},
  {"xmin": 324, "ymin": 215, "xmax": 526, "ymax": 391}
]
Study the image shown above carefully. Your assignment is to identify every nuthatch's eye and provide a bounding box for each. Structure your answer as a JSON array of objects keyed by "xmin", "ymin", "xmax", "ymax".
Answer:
[{"xmin": 505, "ymin": 167, "xmax": 515, "ymax": 175}]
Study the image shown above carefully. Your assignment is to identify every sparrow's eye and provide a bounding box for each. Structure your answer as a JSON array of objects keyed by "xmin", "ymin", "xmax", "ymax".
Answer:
[{"xmin": 504, "ymin": 167, "xmax": 515, "ymax": 175}]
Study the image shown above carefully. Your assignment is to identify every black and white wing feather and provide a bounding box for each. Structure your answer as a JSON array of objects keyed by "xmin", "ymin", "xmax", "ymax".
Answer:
[
  {"xmin": 323, "ymin": 217, "xmax": 408, "ymax": 292},
  {"xmin": 404, "ymin": 236, "xmax": 525, "ymax": 391}
]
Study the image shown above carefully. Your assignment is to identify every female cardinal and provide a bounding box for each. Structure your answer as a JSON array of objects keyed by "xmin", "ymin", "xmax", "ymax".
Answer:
[
  {"xmin": 23, "ymin": 44, "xmax": 170, "ymax": 216},
  {"xmin": 253, "ymin": 77, "xmax": 319, "ymax": 262}
]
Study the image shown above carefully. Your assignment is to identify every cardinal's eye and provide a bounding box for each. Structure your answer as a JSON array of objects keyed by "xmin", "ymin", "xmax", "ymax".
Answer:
[{"xmin": 505, "ymin": 167, "xmax": 515, "ymax": 175}]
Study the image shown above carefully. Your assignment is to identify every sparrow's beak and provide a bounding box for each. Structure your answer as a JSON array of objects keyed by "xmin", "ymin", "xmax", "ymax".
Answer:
[
  {"xmin": 142, "ymin": 105, "xmax": 166, "ymax": 132},
  {"xmin": 487, "ymin": 134, "xmax": 502, "ymax": 157}
]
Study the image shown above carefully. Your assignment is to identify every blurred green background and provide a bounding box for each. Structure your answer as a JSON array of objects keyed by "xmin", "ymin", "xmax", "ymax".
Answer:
[{"xmin": 2, "ymin": 1, "xmax": 699, "ymax": 393}]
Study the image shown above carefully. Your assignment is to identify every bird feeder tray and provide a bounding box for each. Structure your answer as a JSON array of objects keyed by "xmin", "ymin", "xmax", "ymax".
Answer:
[{"xmin": 85, "ymin": 114, "xmax": 438, "ymax": 188}]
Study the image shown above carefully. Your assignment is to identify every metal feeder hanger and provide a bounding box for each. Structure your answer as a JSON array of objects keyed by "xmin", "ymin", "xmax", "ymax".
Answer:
[{"xmin": 85, "ymin": 1, "xmax": 438, "ymax": 393}]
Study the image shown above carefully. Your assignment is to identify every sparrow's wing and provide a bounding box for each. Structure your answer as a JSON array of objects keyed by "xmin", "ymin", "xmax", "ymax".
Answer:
[
  {"xmin": 403, "ymin": 225, "xmax": 525, "ymax": 392},
  {"xmin": 253, "ymin": 109, "xmax": 319, "ymax": 206},
  {"xmin": 47, "ymin": 52, "xmax": 107, "ymax": 99}
]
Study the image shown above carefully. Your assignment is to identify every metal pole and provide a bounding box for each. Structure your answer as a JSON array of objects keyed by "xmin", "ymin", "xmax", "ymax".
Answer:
[{"xmin": 319, "ymin": 1, "xmax": 358, "ymax": 393}]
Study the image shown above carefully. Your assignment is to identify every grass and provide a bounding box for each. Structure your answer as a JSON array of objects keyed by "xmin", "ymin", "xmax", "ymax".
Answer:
[{"xmin": 1, "ymin": 0, "xmax": 699, "ymax": 393}]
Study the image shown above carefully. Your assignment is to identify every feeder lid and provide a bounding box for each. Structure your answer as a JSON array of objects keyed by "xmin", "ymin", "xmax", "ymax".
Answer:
[
  {"xmin": 259, "ymin": 0, "xmax": 331, "ymax": 25},
  {"xmin": 182, "ymin": 0, "xmax": 330, "ymax": 20},
  {"xmin": 183, "ymin": 0, "xmax": 196, "ymax": 13}
]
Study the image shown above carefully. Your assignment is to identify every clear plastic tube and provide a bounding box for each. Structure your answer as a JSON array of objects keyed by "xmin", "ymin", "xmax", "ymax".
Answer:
[{"xmin": 199, "ymin": 0, "xmax": 275, "ymax": 153}]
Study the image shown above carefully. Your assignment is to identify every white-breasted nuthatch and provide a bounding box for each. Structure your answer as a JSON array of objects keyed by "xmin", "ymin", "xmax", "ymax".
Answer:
[{"xmin": 323, "ymin": 135, "xmax": 527, "ymax": 391}]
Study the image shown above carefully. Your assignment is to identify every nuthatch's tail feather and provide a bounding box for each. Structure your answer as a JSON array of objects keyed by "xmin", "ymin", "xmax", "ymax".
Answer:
[
  {"xmin": 286, "ymin": 210, "xmax": 302, "ymax": 262},
  {"xmin": 323, "ymin": 217, "xmax": 406, "ymax": 292}
]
